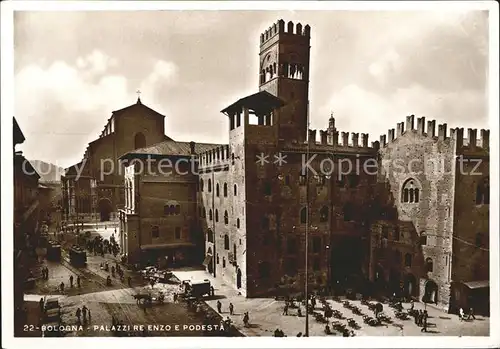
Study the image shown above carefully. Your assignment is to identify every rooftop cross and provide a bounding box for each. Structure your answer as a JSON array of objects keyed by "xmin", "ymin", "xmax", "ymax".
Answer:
[{"xmin": 136, "ymin": 89, "xmax": 142, "ymax": 104}]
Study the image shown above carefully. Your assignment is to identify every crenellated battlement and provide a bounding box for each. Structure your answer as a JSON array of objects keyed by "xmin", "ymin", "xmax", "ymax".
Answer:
[
  {"xmin": 260, "ymin": 19, "xmax": 310, "ymax": 45},
  {"xmin": 198, "ymin": 144, "xmax": 231, "ymax": 169},
  {"xmin": 307, "ymin": 128, "xmax": 378, "ymax": 151},
  {"xmin": 377, "ymin": 114, "xmax": 490, "ymax": 151}
]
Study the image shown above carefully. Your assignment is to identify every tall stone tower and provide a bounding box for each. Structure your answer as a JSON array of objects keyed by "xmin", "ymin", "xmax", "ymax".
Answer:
[{"xmin": 258, "ymin": 19, "xmax": 311, "ymax": 144}]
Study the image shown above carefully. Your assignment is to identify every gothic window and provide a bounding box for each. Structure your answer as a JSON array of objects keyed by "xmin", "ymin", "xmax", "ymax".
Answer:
[
  {"xmin": 231, "ymin": 153, "xmax": 235, "ymax": 165},
  {"xmin": 312, "ymin": 236, "xmax": 321, "ymax": 253},
  {"xmin": 208, "ymin": 179, "xmax": 212, "ymax": 192},
  {"xmin": 300, "ymin": 207, "xmax": 307, "ymax": 224},
  {"xmin": 425, "ymin": 258, "xmax": 433, "ymax": 272},
  {"xmin": 216, "ymin": 254, "xmax": 220, "ymax": 264},
  {"xmin": 209, "ymin": 209, "xmax": 213, "ymax": 221},
  {"xmin": 215, "ymin": 209, "xmax": 219, "ymax": 222},
  {"xmin": 134, "ymin": 132, "xmax": 146, "ymax": 149},
  {"xmin": 202, "ymin": 207, "xmax": 206, "ymax": 218},
  {"xmin": 224, "ymin": 234, "xmax": 229, "ymax": 250},
  {"xmin": 233, "ymin": 243, "xmax": 237, "ymax": 259},
  {"xmin": 207, "ymin": 229, "xmax": 214, "ymax": 243},
  {"xmin": 234, "ymin": 184, "xmax": 237, "ymax": 196},
  {"xmin": 419, "ymin": 232, "xmax": 427, "ymax": 245},
  {"xmin": 223, "ymin": 183, "xmax": 228, "ymax": 197},
  {"xmin": 404, "ymin": 253, "xmax": 412, "ymax": 267},
  {"xmin": 476, "ymin": 178, "xmax": 490, "ymax": 205},
  {"xmin": 236, "ymin": 218, "xmax": 240, "ymax": 229},
  {"xmin": 224, "ymin": 210, "xmax": 229, "ymax": 225},
  {"xmin": 200, "ymin": 179, "xmax": 204, "ymax": 192},
  {"xmin": 319, "ymin": 206, "xmax": 329, "ymax": 222},
  {"xmin": 151, "ymin": 225, "xmax": 159, "ymax": 238},
  {"xmin": 216, "ymin": 183, "xmax": 220, "ymax": 197},
  {"xmin": 258, "ymin": 261, "xmax": 271, "ymax": 278},
  {"xmin": 222, "ymin": 257, "xmax": 226, "ymax": 268},
  {"xmin": 401, "ymin": 178, "xmax": 420, "ymax": 203}
]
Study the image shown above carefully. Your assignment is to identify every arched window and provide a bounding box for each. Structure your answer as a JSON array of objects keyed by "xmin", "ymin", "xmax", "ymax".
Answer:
[
  {"xmin": 224, "ymin": 210, "xmax": 229, "ymax": 225},
  {"xmin": 202, "ymin": 207, "xmax": 206, "ymax": 218},
  {"xmin": 233, "ymin": 243, "xmax": 237, "ymax": 259},
  {"xmin": 215, "ymin": 209, "xmax": 219, "ymax": 222},
  {"xmin": 163, "ymin": 205, "xmax": 170, "ymax": 215},
  {"xmin": 223, "ymin": 183, "xmax": 228, "ymax": 197},
  {"xmin": 476, "ymin": 178, "xmax": 490, "ymax": 205},
  {"xmin": 319, "ymin": 206, "xmax": 329, "ymax": 222},
  {"xmin": 207, "ymin": 229, "xmax": 214, "ymax": 243},
  {"xmin": 419, "ymin": 232, "xmax": 427, "ymax": 245},
  {"xmin": 425, "ymin": 257, "xmax": 433, "ymax": 272},
  {"xmin": 209, "ymin": 209, "xmax": 213, "ymax": 221},
  {"xmin": 200, "ymin": 179, "xmax": 204, "ymax": 192},
  {"xmin": 404, "ymin": 253, "xmax": 412, "ymax": 267},
  {"xmin": 236, "ymin": 218, "xmax": 240, "ymax": 229},
  {"xmin": 401, "ymin": 178, "xmax": 421, "ymax": 203},
  {"xmin": 234, "ymin": 184, "xmax": 237, "ymax": 196},
  {"xmin": 262, "ymin": 216, "xmax": 270, "ymax": 230},
  {"xmin": 300, "ymin": 207, "xmax": 307, "ymax": 224},
  {"xmin": 134, "ymin": 132, "xmax": 146, "ymax": 149},
  {"xmin": 216, "ymin": 183, "xmax": 220, "ymax": 197},
  {"xmin": 224, "ymin": 234, "xmax": 230, "ymax": 250}
]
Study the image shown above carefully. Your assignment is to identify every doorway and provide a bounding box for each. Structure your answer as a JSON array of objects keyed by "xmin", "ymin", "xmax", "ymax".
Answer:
[{"xmin": 98, "ymin": 198, "xmax": 112, "ymax": 222}]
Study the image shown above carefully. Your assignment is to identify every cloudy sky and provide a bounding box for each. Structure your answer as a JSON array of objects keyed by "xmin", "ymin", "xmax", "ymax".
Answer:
[{"xmin": 14, "ymin": 9, "xmax": 489, "ymax": 168}]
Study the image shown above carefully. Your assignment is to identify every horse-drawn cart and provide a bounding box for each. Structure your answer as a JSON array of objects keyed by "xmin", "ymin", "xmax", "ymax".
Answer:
[{"xmin": 132, "ymin": 291, "xmax": 165, "ymax": 305}]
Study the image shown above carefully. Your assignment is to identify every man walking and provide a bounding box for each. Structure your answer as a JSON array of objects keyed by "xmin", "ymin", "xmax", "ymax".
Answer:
[
  {"xmin": 229, "ymin": 303, "xmax": 234, "ymax": 315},
  {"xmin": 467, "ymin": 307, "xmax": 476, "ymax": 320},
  {"xmin": 283, "ymin": 303, "xmax": 289, "ymax": 316},
  {"xmin": 217, "ymin": 300, "xmax": 222, "ymax": 313}
]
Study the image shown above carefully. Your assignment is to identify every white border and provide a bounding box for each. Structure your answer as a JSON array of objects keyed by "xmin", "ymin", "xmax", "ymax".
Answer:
[{"xmin": 2, "ymin": 1, "xmax": 499, "ymax": 349}]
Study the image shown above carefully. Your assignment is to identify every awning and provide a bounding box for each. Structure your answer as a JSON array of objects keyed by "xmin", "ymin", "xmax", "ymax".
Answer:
[
  {"xmin": 463, "ymin": 280, "xmax": 489, "ymax": 289},
  {"xmin": 140, "ymin": 242, "xmax": 195, "ymax": 251},
  {"xmin": 202, "ymin": 254, "xmax": 213, "ymax": 266}
]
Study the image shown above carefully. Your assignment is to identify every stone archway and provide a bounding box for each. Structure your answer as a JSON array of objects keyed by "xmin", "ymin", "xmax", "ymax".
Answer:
[
  {"xmin": 423, "ymin": 280, "xmax": 438, "ymax": 304},
  {"xmin": 403, "ymin": 273, "xmax": 417, "ymax": 299},
  {"xmin": 98, "ymin": 198, "xmax": 113, "ymax": 222},
  {"xmin": 236, "ymin": 268, "xmax": 242, "ymax": 289}
]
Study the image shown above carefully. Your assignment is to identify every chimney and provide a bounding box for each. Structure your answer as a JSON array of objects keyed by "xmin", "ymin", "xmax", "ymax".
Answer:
[
  {"xmin": 352, "ymin": 133, "xmax": 359, "ymax": 147},
  {"xmin": 341, "ymin": 132, "xmax": 349, "ymax": 146},
  {"xmin": 380, "ymin": 134, "xmax": 387, "ymax": 146},
  {"xmin": 388, "ymin": 129, "xmax": 395, "ymax": 142},
  {"xmin": 480, "ymin": 129, "xmax": 490, "ymax": 149},
  {"xmin": 320, "ymin": 130, "xmax": 327, "ymax": 145},
  {"xmin": 427, "ymin": 120, "xmax": 436, "ymax": 137},
  {"xmin": 361, "ymin": 133, "xmax": 369, "ymax": 148},
  {"xmin": 438, "ymin": 124, "xmax": 448, "ymax": 141},
  {"xmin": 467, "ymin": 128, "xmax": 477, "ymax": 149},
  {"xmin": 189, "ymin": 141, "xmax": 196, "ymax": 155},
  {"xmin": 396, "ymin": 122, "xmax": 404, "ymax": 137},
  {"xmin": 417, "ymin": 117, "xmax": 426, "ymax": 135},
  {"xmin": 406, "ymin": 115, "xmax": 415, "ymax": 131}
]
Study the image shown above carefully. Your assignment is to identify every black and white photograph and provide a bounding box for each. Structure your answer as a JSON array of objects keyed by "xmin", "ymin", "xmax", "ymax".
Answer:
[{"xmin": 2, "ymin": 1, "xmax": 499, "ymax": 348}]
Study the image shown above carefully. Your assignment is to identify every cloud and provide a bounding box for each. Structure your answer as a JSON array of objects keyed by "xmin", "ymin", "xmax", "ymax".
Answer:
[
  {"xmin": 318, "ymin": 83, "xmax": 487, "ymax": 140},
  {"xmin": 368, "ymin": 49, "xmax": 402, "ymax": 84},
  {"xmin": 14, "ymin": 52, "xmax": 178, "ymax": 166}
]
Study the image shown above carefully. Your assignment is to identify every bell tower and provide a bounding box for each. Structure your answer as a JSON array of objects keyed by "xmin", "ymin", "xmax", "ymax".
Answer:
[{"xmin": 258, "ymin": 19, "xmax": 311, "ymax": 143}]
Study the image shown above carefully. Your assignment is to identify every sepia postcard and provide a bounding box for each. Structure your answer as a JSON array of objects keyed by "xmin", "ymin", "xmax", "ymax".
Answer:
[{"xmin": 1, "ymin": 1, "xmax": 499, "ymax": 348}]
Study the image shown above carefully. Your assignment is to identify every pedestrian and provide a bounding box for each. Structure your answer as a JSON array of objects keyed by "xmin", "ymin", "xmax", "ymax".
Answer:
[
  {"xmin": 77, "ymin": 275, "xmax": 81, "ymax": 288},
  {"xmin": 467, "ymin": 307, "xmax": 476, "ymax": 320},
  {"xmin": 173, "ymin": 293, "xmax": 178, "ymax": 303},
  {"xmin": 421, "ymin": 315, "xmax": 428, "ymax": 332},
  {"xmin": 60, "ymin": 282, "xmax": 65, "ymax": 293},
  {"xmin": 82, "ymin": 305, "xmax": 88, "ymax": 322},
  {"xmin": 128, "ymin": 276, "xmax": 132, "ymax": 287},
  {"xmin": 88, "ymin": 309, "xmax": 91, "ymax": 322},
  {"xmin": 76, "ymin": 307, "xmax": 81, "ymax": 324},
  {"xmin": 459, "ymin": 307, "xmax": 465, "ymax": 321},
  {"xmin": 229, "ymin": 302, "xmax": 234, "ymax": 315},
  {"xmin": 410, "ymin": 299, "xmax": 414, "ymax": 311},
  {"xmin": 283, "ymin": 303, "xmax": 289, "ymax": 315},
  {"xmin": 217, "ymin": 300, "xmax": 222, "ymax": 313},
  {"xmin": 70, "ymin": 275, "xmax": 74, "ymax": 288},
  {"xmin": 39, "ymin": 297, "xmax": 45, "ymax": 314}
]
